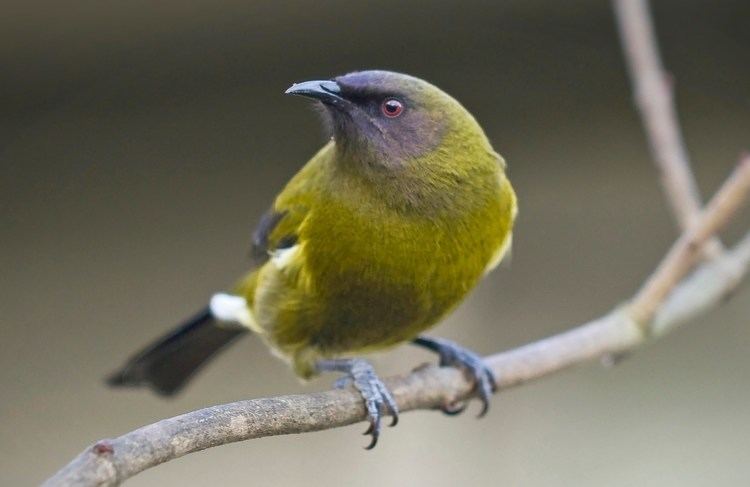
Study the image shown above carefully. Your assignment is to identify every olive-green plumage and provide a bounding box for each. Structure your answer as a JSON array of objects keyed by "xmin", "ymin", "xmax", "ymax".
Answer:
[
  {"xmin": 108, "ymin": 70, "xmax": 516, "ymax": 402},
  {"xmin": 235, "ymin": 71, "xmax": 516, "ymax": 378}
]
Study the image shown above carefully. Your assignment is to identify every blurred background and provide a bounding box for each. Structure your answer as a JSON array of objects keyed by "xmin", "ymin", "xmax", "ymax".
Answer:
[{"xmin": 2, "ymin": 0, "xmax": 749, "ymax": 485}]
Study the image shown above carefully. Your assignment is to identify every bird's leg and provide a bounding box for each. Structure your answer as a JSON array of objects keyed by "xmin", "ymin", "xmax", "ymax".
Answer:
[
  {"xmin": 316, "ymin": 358, "xmax": 399, "ymax": 449},
  {"xmin": 412, "ymin": 336, "xmax": 496, "ymax": 417}
]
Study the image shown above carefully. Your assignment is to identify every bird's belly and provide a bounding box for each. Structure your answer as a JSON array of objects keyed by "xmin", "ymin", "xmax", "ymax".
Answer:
[
  {"xmin": 311, "ymin": 266, "xmax": 449, "ymax": 353},
  {"xmin": 252, "ymin": 200, "xmax": 509, "ymax": 377},
  {"xmin": 311, "ymin": 229, "xmax": 487, "ymax": 350}
]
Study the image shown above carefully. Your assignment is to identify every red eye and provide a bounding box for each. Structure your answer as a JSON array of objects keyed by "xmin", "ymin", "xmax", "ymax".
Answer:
[{"xmin": 381, "ymin": 98, "xmax": 404, "ymax": 118}]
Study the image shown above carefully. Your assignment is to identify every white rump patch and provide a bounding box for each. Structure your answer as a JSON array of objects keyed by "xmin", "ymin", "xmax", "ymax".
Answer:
[
  {"xmin": 271, "ymin": 244, "xmax": 300, "ymax": 270},
  {"xmin": 209, "ymin": 293, "xmax": 255, "ymax": 328}
]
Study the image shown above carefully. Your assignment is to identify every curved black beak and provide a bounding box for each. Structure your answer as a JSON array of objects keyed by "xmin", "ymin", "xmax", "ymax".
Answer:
[{"xmin": 285, "ymin": 80, "xmax": 343, "ymax": 105}]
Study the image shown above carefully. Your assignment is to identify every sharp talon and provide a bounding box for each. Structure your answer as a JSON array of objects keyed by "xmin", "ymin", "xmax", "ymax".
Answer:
[
  {"xmin": 476, "ymin": 399, "xmax": 490, "ymax": 418},
  {"xmin": 413, "ymin": 337, "xmax": 497, "ymax": 418},
  {"xmin": 364, "ymin": 430, "xmax": 379, "ymax": 450},
  {"xmin": 474, "ymin": 368, "xmax": 494, "ymax": 417},
  {"xmin": 376, "ymin": 380, "xmax": 400, "ymax": 427},
  {"xmin": 317, "ymin": 358, "xmax": 397, "ymax": 449},
  {"xmin": 441, "ymin": 401, "xmax": 468, "ymax": 416},
  {"xmin": 364, "ymin": 412, "xmax": 381, "ymax": 450},
  {"xmin": 485, "ymin": 369, "xmax": 498, "ymax": 393}
]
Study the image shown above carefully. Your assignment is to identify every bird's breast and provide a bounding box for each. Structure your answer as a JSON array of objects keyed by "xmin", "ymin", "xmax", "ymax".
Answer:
[{"xmin": 298, "ymin": 184, "xmax": 510, "ymax": 346}]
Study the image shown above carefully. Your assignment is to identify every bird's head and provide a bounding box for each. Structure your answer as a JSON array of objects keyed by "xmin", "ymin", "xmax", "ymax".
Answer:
[{"xmin": 285, "ymin": 70, "xmax": 494, "ymax": 167}]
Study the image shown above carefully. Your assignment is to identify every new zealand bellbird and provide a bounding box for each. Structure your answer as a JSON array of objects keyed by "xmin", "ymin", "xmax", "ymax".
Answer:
[{"xmin": 108, "ymin": 70, "xmax": 517, "ymax": 448}]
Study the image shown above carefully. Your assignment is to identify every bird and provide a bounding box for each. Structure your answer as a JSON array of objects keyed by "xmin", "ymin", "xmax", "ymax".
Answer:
[{"xmin": 107, "ymin": 70, "xmax": 518, "ymax": 448}]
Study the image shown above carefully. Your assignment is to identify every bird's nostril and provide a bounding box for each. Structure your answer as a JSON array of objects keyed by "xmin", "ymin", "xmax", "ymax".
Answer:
[{"xmin": 320, "ymin": 80, "xmax": 341, "ymax": 95}]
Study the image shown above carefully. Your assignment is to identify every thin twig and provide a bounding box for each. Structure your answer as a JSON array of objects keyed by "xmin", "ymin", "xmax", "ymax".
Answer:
[
  {"xmin": 44, "ymin": 158, "xmax": 750, "ymax": 487},
  {"xmin": 613, "ymin": 0, "xmax": 725, "ymax": 260},
  {"xmin": 652, "ymin": 230, "xmax": 750, "ymax": 337},
  {"xmin": 629, "ymin": 156, "xmax": 750, "ymax": 325},
  {"xmin": 613, "ymin": 0, "xmax": 705, "ymax": 229}
]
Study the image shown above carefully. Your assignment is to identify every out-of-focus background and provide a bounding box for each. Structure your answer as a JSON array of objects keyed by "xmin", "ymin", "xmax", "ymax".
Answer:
[{"xmin": 2, "ymin": 1, "xmax": 749, "ymax": 485}]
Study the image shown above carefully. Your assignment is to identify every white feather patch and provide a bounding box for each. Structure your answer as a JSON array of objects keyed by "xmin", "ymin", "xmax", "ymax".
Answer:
[
  {"xmin": 209, "ymin": 293, "xmax": 255, "ymax": 328},
  {"xmin": 271, "ymin": 244, "xmax": 300, "ymax": 270}
]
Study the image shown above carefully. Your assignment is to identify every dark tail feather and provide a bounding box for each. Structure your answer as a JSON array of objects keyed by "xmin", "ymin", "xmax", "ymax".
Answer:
[{"xmin": 106, "ymin": 307, "xmax": 247, "ymax": 396}]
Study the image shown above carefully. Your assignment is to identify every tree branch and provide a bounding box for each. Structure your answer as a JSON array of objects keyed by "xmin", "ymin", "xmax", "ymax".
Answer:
[
  {"xmin": 613, "ymin": 0, "xmax": 706, "ymax": 231},
  {"xmin": 44, "ymin": 156, "xmax": 750, "ymax": 487},
  {"xmin": 628, "ymin": 157, "xmax": 750, "ymax": 324},
  {"xmin": 613, "ymin": 0, "xmax": 726, "ymax": 261},
  {"xmin": 44, "ymin": 2, "xmax": 749, "ymax": 485}
]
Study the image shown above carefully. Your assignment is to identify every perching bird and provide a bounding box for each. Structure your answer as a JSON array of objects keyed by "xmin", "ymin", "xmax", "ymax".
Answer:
[{"xmin": 107, "ymin": 70, "xmax": 517, "ymax": 448}]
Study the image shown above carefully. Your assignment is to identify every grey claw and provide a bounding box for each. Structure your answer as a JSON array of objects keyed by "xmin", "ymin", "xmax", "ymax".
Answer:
[
  {"xmin": 414, "ymin": 337, "xmax": 497, "ymax": 417},
  {"xmin": 364, "ymin": 423, "xmax": 379, "ymax": 450},
  {"xmin": 441, "ymin": 401, "xmax": 468, "ymax": 416},
  {"xmin": 472, "ymin": 362, "xmax": 496, "ymax": 418},
  {"xmin": 324, "ymin": 359, "xmax": 399, "ymax": 449}
]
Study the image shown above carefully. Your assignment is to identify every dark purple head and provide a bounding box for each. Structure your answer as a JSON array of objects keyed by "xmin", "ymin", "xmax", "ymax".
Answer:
[{"xmin": 285, "ymin": 70, "xmax": 485, "ymax": 164}]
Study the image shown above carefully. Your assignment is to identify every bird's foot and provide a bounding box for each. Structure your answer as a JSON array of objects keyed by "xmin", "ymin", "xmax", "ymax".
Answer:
[
  {"xmin": 317, "ymin": 358, "xmax": 399, "ymax": 449},
  {"xmin": 412, "ymin": 336, "xmax": 496, "ymax": 417}
]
